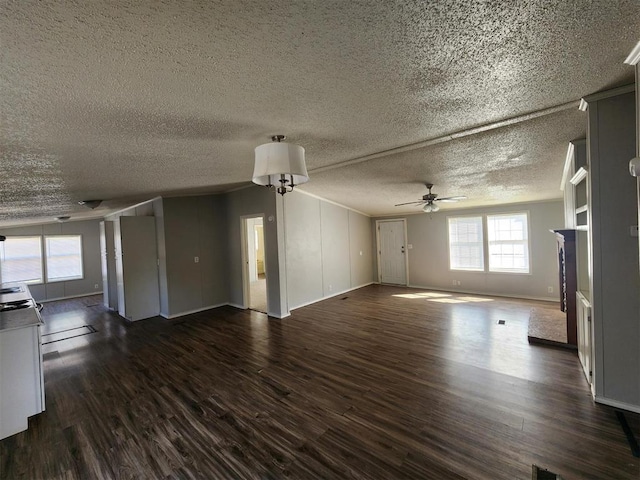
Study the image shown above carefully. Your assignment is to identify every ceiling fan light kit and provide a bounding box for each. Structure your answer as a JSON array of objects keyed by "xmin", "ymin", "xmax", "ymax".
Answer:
[
  {"xmin": 423, "ymin": 203, "xmax": 439, "ymax": 213},
  {"xmin": 253, "ymin": 135, "xmax": 309, "ymax": 196},
  {"xmin": 395, "ymin": 183, "xmax": 466, "ymax": 212}
]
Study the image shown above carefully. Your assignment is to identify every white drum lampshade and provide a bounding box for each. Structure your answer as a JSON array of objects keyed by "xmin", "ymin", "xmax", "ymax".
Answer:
[{"xmin": 253, "ymin": 138, "xmax": 308, "ymax": 195}]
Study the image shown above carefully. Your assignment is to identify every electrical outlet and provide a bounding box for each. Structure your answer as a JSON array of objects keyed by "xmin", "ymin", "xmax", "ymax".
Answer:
[
  {"xmin": 329, "ymin": 284, "xmax": 332, "ymax": 292},
  {"xmin": 547, "ymin": 286, "xmax": 554, "ymax": 293},
  {"xmin": 452, "ymin": 280, "xmax": 457, "ymax": 286},
  {"xmin": 94, "ymin": 284, "xmax": 99, "ymax": 289},
  {"xmin": 194, "ymin": 256, "xmax": 199, "ymax": 263},
  {"xmin": 457, "ymin": 280, "xmax": 461, "ymax": 286}
]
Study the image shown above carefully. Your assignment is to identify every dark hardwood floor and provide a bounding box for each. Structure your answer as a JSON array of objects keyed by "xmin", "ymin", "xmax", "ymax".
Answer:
[{"xmin": 1, "ymin": 285, "xmax": 638, "ymax": 479}]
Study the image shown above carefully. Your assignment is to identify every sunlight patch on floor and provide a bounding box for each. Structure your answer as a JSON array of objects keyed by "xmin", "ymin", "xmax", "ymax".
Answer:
[
  {"xmin": 393, "ymin": 292, "xmax": 451, "ymax": 299},
  {"xmin": 392, "ymin": 291, "xmax": 495, "ymax": 304}
]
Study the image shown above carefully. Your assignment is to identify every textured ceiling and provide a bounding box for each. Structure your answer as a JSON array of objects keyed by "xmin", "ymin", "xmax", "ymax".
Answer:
[{"xmin": 0, "ymin": 1, "xmax": 639, "ymax": 225}]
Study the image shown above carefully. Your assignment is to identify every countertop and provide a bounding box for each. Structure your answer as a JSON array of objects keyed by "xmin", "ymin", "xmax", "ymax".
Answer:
[{"xmin": 0, "ymin": 283, "xmax": 43, "ymax": 332}]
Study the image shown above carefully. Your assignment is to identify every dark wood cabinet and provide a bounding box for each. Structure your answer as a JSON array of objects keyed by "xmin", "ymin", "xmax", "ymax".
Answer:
[{"xmin": 552, "ymin": 229, "xmax": 577, "ymax": 346}]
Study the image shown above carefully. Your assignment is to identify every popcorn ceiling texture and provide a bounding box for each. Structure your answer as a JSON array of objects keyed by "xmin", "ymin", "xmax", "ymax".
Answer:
[{"xmin": 0, "ymin": 1, "xmax": 638, "ymax": 222}]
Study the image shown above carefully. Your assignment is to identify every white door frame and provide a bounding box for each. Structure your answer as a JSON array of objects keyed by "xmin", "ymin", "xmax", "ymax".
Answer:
[
  {"xmin": 240, "ymin": 214, "xmax": 268, "ymax": 311},
  {"xmin": 375, "ymin": 218, "xmax": 409, "ymax": 285}
]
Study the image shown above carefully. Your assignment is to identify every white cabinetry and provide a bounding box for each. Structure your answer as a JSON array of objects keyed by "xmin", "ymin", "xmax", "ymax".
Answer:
[
  {"xmin": 0, "ymin": 286, "xmax": 45, "ymax": 440},
  {"xmin": 576, "ymin": 291, "xmax": 592, "ymax": 386},
  {"xmin": 580, "ymin": 85, "xmax": 639, "ymax": 411},
  {"xmin": 114, "ymin": 216, "xmax": 160, "ymax": 321}
]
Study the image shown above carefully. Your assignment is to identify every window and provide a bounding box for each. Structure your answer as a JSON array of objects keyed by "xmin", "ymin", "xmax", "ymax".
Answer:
[
  {"xmin": 45, "ymin": 235, "xmax": 83, "ymax": 282},
  {"xmin": 487, "ymin": 213, "xmax": 529, "ymax": 273},
  {"xmin": 0, "ymin": 235, "xmax": 84, "ymax": 284},
  {"xmin": 0, "ymin": 236, "xmax": 43, "ymax": 284},
  {"xmin": 448, "ymin": 216, "xmax": 484, "ymax": 271},
  {"xmin": 448, "ymin": 212, "xmax": 531, "ymax": 274}
]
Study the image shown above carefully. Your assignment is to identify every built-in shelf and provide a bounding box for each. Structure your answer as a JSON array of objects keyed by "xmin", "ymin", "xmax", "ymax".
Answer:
[
  {"xmin": 576, "ymin": 225, "xmax": 589, "ymax": 231},
  {"xmin": 575, "ymin": 205, "xmax": 588, "ymax": 214}
]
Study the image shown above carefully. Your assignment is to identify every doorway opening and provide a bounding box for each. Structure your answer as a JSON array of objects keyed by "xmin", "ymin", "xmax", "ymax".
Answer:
[{"xmin": 242, "ymin": 215, "xmax": 267, "ymax": 313}]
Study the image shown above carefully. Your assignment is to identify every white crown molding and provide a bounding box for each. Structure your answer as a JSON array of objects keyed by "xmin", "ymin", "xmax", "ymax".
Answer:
[
  {"xmin": 561, "ymin": 142, "xmax": 575, "ymax": 191},
  {"xmin": 570, "ymin": 166, "xmax": 589, "ymax": 186},
  {"xmin": 624, "ymin": 41, "xmax": 640, "ymax": 65},
  {"xmin": 105, "ymin": 196, "xmax": 162, "ymax": 217},
  {"xmin": 293, "ymin": 188, "xmax": 371, "ymax": 217},
  {"xmin": 578, "ymin": 99, "xmax": 589, "ymax": 111},
  {"xmin": 582, "ymin": 84, "xmax": 636, "ymax": 106}
]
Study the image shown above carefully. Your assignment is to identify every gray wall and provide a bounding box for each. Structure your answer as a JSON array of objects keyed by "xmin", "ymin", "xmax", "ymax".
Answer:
[
  {"xmin": 373, "ymin": 200, "xmax": 564, "ymax": 301},
  {"xmin": 162, "ymin": 196, "xmax": 228, "ymax": 317},
  {"xmin": 284, "ymin": 191, "xmax": 374, "ymax": 310},
  {"xmin": 106, "ymin": 196, "xmax": 230, "ymax": 318},
  {"xmin": 0, "ymin": 219, "xmax": 102, "ymax": 302},
  {"xmin": 225, "ymin": 186, "xmax": 286, "ymax": 317}
]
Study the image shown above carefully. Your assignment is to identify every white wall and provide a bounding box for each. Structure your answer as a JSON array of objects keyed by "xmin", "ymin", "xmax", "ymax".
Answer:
[
  {"xmin": 373, "ymin": 200, "xmax": 564, "ymax": 301},
  {"xmin": 284, "ymin": 191, "xmax": 374, "ymax": 310}
]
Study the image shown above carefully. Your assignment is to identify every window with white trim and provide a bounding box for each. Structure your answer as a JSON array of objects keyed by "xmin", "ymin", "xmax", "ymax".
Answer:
[
  {"xmin": 487, "ymin": 213, "xmax": 530, "ymax": 273},
  {"xmin": 448, "ymin": 216, "xmax": 484, "ymax": 271},
  {"xmin": 0, "ymin": 235, "xmax": 84, "ymax": 284},
  {"xmin": 45, "ymin": 235, "xmax": 83, "ymax": 282},
  {"xmin": 0, "ymin": 236, "xmax": 44, "ymax": 284}
]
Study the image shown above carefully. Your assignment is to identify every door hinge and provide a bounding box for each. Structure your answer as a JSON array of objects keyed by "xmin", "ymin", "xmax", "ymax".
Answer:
[
  {"xmin": 589, "ymin": 370, "xmax": 593, "ymax": 377},
  {"xmin": 587, "ymin": 315, "xmax": 591, "ymax": 323}
]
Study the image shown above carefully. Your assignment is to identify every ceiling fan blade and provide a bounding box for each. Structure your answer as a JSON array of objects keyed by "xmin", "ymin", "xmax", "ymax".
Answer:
[
  {"xmin": 394, "ymin": 200, "xmax": 426, "ymax": 206},
  {"xmin": 436, "ymin": 196, "xmax": 467, "ymax": 203}
]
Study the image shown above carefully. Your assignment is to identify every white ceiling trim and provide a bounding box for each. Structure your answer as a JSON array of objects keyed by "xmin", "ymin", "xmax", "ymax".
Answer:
[
  {"xmin": 581, "ymin": 84, "xmax": 636, "ymax": 105},
  {"xmin": 624, "ymin": 41, "xmax": 640, "ymax": 65},
  {"xmin": 309, "ymin": 100, "xmax": 580, "ymax": 175},
  {"xmin": 104, "ymin": 196, "xmax": 162, "ymax": 218},
  {"xmin": 294, "ymin": 188, "xmax": 370, "ymax": 217},
  {"xmin": 560, "ymin": 142, "xmax": 575, "ymax": 192}
]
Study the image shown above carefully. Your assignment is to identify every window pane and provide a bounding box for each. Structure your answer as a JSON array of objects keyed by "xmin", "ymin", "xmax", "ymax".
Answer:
[
  {"xmin": 448, "ymin": 216, "xmax": 484, "ymax": 271},
  {"xmin": 46, "ymin": 236, "xmax": 83, "ymax": 282},
  {"xmin": 0, "ymin": 237, "xmax": 43, "ymax": 284},
  {"xmin": 487, "ymin": 213, "xmax": 529, "ymax": 273}
]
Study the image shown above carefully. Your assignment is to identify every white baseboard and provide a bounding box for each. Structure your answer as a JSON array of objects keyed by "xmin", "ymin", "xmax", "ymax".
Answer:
[
  {"xmin": 407, "ymin": 283, "xmax": 558, "ymax": 303},
  {"xmin": 227, "ymin": 303, "xmax": 245, "ymax": 310},
  {"xmin": 289, "ymin": 282, "xmax": 375, "ymax": 311},
  {"xmin": 39, "ymin": 292, "xmax": 102, "ymax": 303},
  {"xmin": 162, "ymin": 303, "xmax": 228, "ymax": 319},
  {"xmin": 595, "ymin": 395, "xmax": 640, "ymax": 414}
]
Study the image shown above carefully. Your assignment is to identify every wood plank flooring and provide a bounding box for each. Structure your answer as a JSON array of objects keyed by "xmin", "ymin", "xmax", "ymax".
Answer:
[{"xmin": 1, "ymin": 285, "xmax": 638, "ymax": 479}]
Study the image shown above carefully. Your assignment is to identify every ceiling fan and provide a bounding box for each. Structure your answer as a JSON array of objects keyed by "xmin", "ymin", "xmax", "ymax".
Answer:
[{"xmin": 395, "ymin": 183, "xmax": 467, "ymax": 212}]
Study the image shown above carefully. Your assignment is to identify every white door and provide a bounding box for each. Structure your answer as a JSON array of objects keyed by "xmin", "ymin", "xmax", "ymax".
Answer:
[{"xmin": 378, "ymin": 220, "xmax": 407, "ymax": 285}]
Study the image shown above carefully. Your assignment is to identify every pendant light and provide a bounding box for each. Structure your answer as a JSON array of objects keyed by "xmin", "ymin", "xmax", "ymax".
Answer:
[{"xmin": 253, "ymin": 135, "xmax": 308, "ymax": 195}]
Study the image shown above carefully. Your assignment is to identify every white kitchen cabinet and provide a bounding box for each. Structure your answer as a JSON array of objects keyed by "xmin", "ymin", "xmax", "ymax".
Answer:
[
  {"xmin": 114, "ymin": 216, "xmax": 160, "ymax": 321},
  {"xmin": 0, "ymin": 285, "xmax": 45, "ymax": 440}
]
